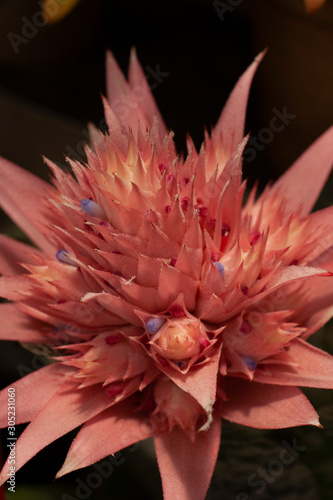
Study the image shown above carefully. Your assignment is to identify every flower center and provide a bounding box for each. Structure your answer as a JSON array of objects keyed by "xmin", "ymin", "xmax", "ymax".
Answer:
[{"xmin": 154, "ymin": 317, "xmax": 208, "ymax": 360}]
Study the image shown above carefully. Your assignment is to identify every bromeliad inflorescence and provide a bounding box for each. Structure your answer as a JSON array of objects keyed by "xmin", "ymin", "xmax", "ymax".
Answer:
[{"xmin": 0, "ymin": 49, "xmax": 333, "ymax": 500}]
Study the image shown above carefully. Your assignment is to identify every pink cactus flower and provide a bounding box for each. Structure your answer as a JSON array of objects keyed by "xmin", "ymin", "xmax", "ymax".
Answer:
[{"xmin": 1, "ymin": 49, "xmax": 333, "ymax": 500}]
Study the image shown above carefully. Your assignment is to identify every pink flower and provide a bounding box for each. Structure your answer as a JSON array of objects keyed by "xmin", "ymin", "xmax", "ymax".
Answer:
[{"xmin": 1, "ymin": 49, "xmax": 333, "ymax": 500}]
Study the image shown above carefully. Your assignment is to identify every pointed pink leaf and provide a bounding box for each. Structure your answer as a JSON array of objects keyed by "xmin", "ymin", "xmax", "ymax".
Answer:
[
  {"xmin": 161, "ymin": 348, "xmax": 221, "ymax": 418},
  {"xmin": 304, "ymin": 206, "xmax": 333, "ymax": 266},
  {"xmin": 0, "ymin": 364, "xmax": 73, "ymax": 427},
  {"xmin": 305, "ymin": 306, "xmax": 333, "ymax": 337},
  {"xmin": 290, "ymin": 274, "xmax": 333, "ymax": 335},
  {"xmin": 206, "ymin": 265, "xmax": 330, "ymax": 324},
  {"xmin": 221, "ymin": 378, "xmax": 320, "ymax": 428},
  {"xmin": 101, "ymin": 95, "xmax": 129, "ymax": 156},
  {"xmin": 270, "ymin": 127, "xmax": 333, "ymax": 216},
  {"xmin": 105, "ymin": 51, "xmax": 147, "ymax": 135},
  {"xmin": 56, "ymin": 401, "xmax": 153, "ymax": 477},
  {"xmin": 128, "ymin": 48, "xmax": 167, "ymax": 139},
  {"xmin": 263, "ymin": 264, "xmax": 331, "ymax": 290},
  {"xmin": 0, "ymin": 382, "xmax": 114, "ymax": 484},
  {"xmin": 0, "ymin": 157, "xmax": 55, "ymax": 254},
  {"xmin": 154, "ymin": 418, "xmax": 221, "ymax": 500},
  {"xmin": 0, "ymin": 235, "xmax": 42, "ymax": 275},
  {"xmin": 0, "ymin": 303, "xmax": 51, "ymax": 343},
  {"xmin": 254, "ymin": 339, "xmax": 333, "ymax": 388},
  {"xmin": 0, "ymin": 275, "xmax": 34, "ymax": 301},
  {"xmin": 106, "ymin": 50, "xmax": 131, "ymax": 105},
  {"xmin": 82, "ymin": 291, "xmax": 145, "ymax": 326},
  {"xmin": 214, "ymin": 51, "xmax": 266, "ymax": 157}
]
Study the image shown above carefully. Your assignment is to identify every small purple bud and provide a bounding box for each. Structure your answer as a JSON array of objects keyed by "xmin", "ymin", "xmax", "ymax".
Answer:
[
  {"xmin": 214, "ymin": 262, "xmax": 224, "ymax": 276},
  {"xmin": 241, "ymin": 356, "xmax": 257, "ymax": 371},
  {"xmin": 146, "ymin": 317, "xmax": 165, "ymax": 334},
  {"xmin": 81, "ymin": 198, "xmax": 106, "ymax": 219},
  {"xmin": 56, "ymin": 250, "xmax": 77, "ymax": 266},
  {"xmin": 54, "ymin": 325, "xmax": 67, "ymax": 332}
]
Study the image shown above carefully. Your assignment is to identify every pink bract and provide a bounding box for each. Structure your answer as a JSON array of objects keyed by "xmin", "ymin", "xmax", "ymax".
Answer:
[{"xmin": 0, "ymin": 49, "xmax": 333, "ymax": 500}]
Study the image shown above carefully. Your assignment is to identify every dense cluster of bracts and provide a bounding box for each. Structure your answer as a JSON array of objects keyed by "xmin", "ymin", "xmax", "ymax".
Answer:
[{"xmin": 0, "ymin": 50, "xmax": 333, "ymax": 500}]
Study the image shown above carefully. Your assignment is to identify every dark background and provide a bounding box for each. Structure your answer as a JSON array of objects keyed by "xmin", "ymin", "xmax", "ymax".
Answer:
[
  {"xmin": 0, "ymin": 0, "xmax": 332, "ymax": 191},
  {"xmin": 0, "ymin": 0, "xmax": 333, "ymax": 498}
]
